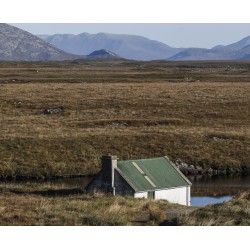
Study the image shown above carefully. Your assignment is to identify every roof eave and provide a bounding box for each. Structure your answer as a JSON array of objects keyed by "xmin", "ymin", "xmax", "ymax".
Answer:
[
  {"xmin": 135, "ymin": 184, "xmax": 191, "ymax": 193},
  {"xmin": 165, "ymin": 156, "xmax": 192, "ymax": 186}
]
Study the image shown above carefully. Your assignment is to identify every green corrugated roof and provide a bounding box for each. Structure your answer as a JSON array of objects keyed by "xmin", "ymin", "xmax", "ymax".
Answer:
[{"xmin": 117, "ymin": 157, "xmax": 190, "ymax": 192}]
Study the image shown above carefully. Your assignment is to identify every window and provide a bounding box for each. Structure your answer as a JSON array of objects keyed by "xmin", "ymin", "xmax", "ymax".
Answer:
[{"xmin": 148, "ymin": 191, "xmax": 155, "ymax": 199}]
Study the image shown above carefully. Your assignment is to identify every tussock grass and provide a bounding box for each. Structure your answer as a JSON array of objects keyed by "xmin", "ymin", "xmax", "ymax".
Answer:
[
  {"xmin": 1, "ymin": 182, "xmax": 249, "ymax": 226},
  {"xmin": 0, "ymin": 61, "xmax": 249, "ymax": 178},
  {"xmin": 0, "ymin": 182, "xmax": 173, "ymax": 226},
  {"xmin": 178, "ymin": 191, "xmax": 250, "ymax": 226}
]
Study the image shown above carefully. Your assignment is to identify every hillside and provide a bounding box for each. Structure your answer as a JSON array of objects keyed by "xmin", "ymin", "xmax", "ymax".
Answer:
[{"xmin": 0, "ymin": 24, "xmax": 79, "ymax": 61}]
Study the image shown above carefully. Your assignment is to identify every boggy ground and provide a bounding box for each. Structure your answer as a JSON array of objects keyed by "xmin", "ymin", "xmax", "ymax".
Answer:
[
  {"xmin": 0, "ymin": 60, "xmax": 249, "ymax": 179},
  {"xmin": 0, "ymin": 182, "xmax": 249, "ymax": 226}
]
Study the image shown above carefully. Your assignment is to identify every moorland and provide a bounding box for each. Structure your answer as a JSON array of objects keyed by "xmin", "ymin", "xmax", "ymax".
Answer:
[{"xmin": 0, "ymin": 60, "xmax": 249, "ymax": 179}]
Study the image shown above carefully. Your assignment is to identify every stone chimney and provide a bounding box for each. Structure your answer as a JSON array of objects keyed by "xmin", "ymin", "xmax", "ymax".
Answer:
[{"xmin": 101, "ymin": 153, "xmax": 117, "ymax": 195}]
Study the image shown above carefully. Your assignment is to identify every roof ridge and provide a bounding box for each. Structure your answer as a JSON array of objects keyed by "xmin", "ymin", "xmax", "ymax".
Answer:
[
  {"xmin": 132, "ymin": 162, "xmax": 156, "ymax": 188},
  {"xmin": 119, "ymin": 156, "xmax": 164, "ymax": 163}
]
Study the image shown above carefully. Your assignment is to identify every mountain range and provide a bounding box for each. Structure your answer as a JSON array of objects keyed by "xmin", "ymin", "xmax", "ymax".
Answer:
[
  {"xmin": 38, "ymin": 32, "xmax": 250, "ymax": 61},
  {"xmin": 38, "ymin": 32, "xmax": 183, "ymax": 61},
  {"xmin": 2, "ymin": 23, "xmax": 250, "ymax": 61}
]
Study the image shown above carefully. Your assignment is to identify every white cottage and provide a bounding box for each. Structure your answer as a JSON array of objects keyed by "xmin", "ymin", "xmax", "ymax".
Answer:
[{"xmin": 86, "ymin": 154, "xmax": 192, "ymax": 206}]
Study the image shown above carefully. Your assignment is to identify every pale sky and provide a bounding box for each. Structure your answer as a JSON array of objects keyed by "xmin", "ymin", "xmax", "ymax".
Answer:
[{"xmin": 10, "ymin": 23, "xmax": 250, "ymax": 49}]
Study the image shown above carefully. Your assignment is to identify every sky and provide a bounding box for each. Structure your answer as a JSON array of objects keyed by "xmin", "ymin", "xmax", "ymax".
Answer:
[
  {"xmin": 10, "ymin": 23, "xmax": 250, "ymax": 49},
  {"xmin": 5, "ymin": 0, "xmax": 250, "ymax": 49}
]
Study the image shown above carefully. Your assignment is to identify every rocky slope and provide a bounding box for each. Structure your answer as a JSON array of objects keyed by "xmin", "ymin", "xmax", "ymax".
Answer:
[{"xmin": 0, "ymin": 24, "xmax": 80, "ymax": 61}]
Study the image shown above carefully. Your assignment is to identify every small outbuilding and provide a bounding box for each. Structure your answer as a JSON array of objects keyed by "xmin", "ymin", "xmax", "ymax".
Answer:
[{"xmin": 86, "ymin": 154, "xmax": 192, "ymax": 206}]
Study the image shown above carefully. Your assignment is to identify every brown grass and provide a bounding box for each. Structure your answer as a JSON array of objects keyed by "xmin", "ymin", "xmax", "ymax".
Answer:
[
  {"xmin": 0, "ymin": 182, "xmax": 173, "ymax": 226},
  {"xmin": 0, "ymin": 60, "xmax": 249, "ymax": 178},
  {"xmin": 178, "ymin": 191, "xmax": 250, "ymax": 226},
  {"xmin": 0, "ymin": 182, "xmax": 249, "ymax": 226}
]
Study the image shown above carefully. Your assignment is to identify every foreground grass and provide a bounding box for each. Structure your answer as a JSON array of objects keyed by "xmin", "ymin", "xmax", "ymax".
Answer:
[
  {"xmin": 0, "ymin": 61, "xmax": 249, "ymax": 178},
  {"xmin": 0, "ymin": 182, "xmax": 249, "ymax": 226},
  {"xmin": 0, "ymin": 182, "xmax": 176, "ymax": 226},
  {"xmin": 179, "ymin": 192, "xmax": 250, "ymax": 226}
]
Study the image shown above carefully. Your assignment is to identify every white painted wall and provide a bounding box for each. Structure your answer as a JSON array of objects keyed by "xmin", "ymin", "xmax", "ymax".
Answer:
[
  {"xmin": 134, "ymin": 187, "xmax": 191, "ymax": 206},
  {"xmin": 134, "ymin": 186, "xmax": 191, "ymax": 206},
  {"xmin": 155, "ymin": 186, "xmax": 190, "ymax": 206},
  {"xmin": 134, "ymin": 192, "xmax": 147, "ymax": 199},
  {"xmin": 186, "ymin": 186, "xmax": 191, "ymax": 206}
]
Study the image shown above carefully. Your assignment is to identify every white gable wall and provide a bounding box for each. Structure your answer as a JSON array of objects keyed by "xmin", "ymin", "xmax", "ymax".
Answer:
[
  {"xmin": 155, "ymin": 186, "xmax": 190, "ymax": 206},
  {"xmin": 134, "ymin": 186, "xmax": 191, "ymax": 206}
]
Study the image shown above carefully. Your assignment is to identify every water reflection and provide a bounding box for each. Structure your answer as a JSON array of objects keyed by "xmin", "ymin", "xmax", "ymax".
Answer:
[
  {"xmin": 188, "ymin": 175, "xmax": 250, "ymax": 206},
  {"xmin": 45, "ymin": 176, "xmax": 93, "ymax": 188},
  {"xmin": 188, "ymin": 174, "xmax": 250, "ymax": 196}
]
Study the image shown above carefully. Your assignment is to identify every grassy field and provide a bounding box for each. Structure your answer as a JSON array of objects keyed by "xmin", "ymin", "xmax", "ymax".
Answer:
[
  {"xmin": 0, "ymin": 182, "xmax": 249, "ymax": 226},
  {"xmin": 0, "ymin": 60, "xmax": 249, "ymax": 178}
]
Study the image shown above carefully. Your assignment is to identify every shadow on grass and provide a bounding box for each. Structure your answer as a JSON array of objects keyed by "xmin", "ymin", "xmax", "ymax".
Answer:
[{"xmin": 159, "ymin": 218, "xmax": 178, "ymax": 226}]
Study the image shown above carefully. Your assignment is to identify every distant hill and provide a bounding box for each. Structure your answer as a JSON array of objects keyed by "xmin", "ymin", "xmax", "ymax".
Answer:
[
  {"xmin": 232, "ymin": 45, "xmax": 250, "ymax": 60},
  {"xmin": 0, "ymin": 24, "xmax": 79, "ymax": 61},
  {"xmin": 168, "ymin": 47, "xmax": 236, "ymax": 60},
  {"xmin": 168, "ymin": 36, "xmax": 250, "ymax": 61},
  {"xmin": 86, "ymin": 49, "xmax": 122, "ymax": 60},
  {"xmin": 221, "ymin": 36, "xmax": 250, "ymax": 50},
  {"xmin": 38, "ymin": 32, "xmax": 184, "ymax": 61}
]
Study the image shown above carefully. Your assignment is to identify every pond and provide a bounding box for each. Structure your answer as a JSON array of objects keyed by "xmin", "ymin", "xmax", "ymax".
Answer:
[
  {"xmin": 188, "ymin": 175, "xmax": 250, "ymax": 206},
  {"xmin": 191, "ymin": 195, "xmax": 232, "ymax": 206}
]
